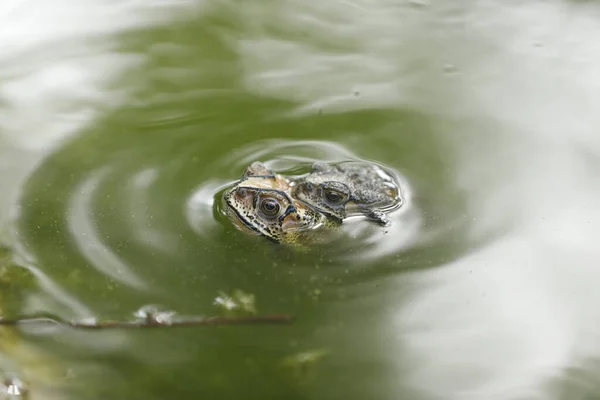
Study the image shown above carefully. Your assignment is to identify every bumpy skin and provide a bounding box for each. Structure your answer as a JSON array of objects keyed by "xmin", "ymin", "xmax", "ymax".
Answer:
[
  {"xmin": 292, "ymin": 161, "xmax": 403, "ymax": 226},
  {"xmin": 223, "ymin": 162, "xmax": 337, "ymax": 244}
]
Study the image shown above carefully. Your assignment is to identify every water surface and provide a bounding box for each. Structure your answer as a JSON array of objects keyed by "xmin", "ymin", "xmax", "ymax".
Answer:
[{"xmin": 1, "ymin": 1, "xmax": 600, "ymax": 399}]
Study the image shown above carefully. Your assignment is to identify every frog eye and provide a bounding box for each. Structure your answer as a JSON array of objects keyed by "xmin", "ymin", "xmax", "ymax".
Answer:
[
  {"xmin": 323, "ymin": 189, "xmax": 347, "ymax": 205},
  {"xmin": 259, "ymin": 197, "xmax": 282, "ymax": 218}
]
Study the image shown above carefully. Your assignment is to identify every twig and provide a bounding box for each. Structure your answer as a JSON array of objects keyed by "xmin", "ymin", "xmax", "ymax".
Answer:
[{"xmin": 0, "ymin": 314, "xmax": 295, "ymax": 330}]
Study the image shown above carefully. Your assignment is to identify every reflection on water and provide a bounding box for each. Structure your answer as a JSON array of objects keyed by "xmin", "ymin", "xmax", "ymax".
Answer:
[{"xmin": 0, "ymin": 0, "xmax": 599, "ymax": 399}]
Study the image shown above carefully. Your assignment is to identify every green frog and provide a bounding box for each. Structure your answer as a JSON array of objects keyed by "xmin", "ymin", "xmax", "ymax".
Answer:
[
  {"xmin": 292, "ymin": 161, "xmax": 403, "ymax": 226},
  {"xmin": 222, "ymin": 162, "xmax": 337, "ymax": 245}
]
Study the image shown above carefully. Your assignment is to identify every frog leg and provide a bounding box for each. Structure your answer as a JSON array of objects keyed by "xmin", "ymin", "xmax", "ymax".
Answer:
[{"xmin": 362, "ymin": 208, "xmax": 391, "ymax": 226}]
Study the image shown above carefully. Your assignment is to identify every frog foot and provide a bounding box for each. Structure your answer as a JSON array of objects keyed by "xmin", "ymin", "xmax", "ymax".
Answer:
[{"xmin": 363, "ymin": 209, "xmax": 391, "ymax": 226}]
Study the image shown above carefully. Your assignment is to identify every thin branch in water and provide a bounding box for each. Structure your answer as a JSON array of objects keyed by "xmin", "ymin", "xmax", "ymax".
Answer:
[{"xmin": 0, "ymin": 313, "xmax": 295, "ymax": 330}]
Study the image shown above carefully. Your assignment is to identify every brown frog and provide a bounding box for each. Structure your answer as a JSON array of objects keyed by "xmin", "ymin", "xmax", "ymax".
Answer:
[
  {"xmin": 292, "ymin": 161, "xmax": 403, "ymax": 226},
  {"xmin": 223, "ymin": 162, "xmax": 336, "ymax": 245}
]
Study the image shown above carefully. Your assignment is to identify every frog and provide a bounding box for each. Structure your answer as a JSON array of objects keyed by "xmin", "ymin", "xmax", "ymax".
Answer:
[
  {"xmin": 292, "ymin": 161, "xmax": 403, "ymax": 226},
  {"xmin": 222, "ymin": 162, "xmax": 338, "ymax": 245}
]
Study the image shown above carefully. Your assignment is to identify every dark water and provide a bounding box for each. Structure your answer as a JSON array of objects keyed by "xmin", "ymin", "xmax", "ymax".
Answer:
[{"xmin": 1, "ymin": 1, "xmax": 600, "ymax": 399}]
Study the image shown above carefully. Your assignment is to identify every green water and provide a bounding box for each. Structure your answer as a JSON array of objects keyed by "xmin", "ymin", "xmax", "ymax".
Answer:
[
  {"xmin": 5, "ymin": 13, "xmax": 466, "ymax": 400},
  {"xmin": 13, "ymin": 88, "xmax": 466, "ymax": 399},
  {"xmin": 3, "ymin": 2, "xmax": 600, "ymax": 400}
]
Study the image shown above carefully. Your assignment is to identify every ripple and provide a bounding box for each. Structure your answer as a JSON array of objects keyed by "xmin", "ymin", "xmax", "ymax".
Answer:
[
  {"xmin": 127, "ymin": 168, "xmax": 180, "ymax": 255},
  {"xmin": 68, "ymin": 167, "xmax": 147, "ymax": 290},
  {"xmin": 226, "ymin": 139, "xmax": 358, "ymax": 171},
  {"xmin": 337, "ymin": 172, "xmax": 421, "ymax": 262},
  {"xmin": 185, "ymin": 179, "xmax": 231, "ymax": 237}
]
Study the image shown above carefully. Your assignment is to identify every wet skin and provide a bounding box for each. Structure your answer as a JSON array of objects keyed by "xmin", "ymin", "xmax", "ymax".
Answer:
[
  {"xmin": 292, "ymin": 161, "xmax": 403, "ymax": 226},
  {"xmin": 223, "ymin": 162, "xmax": 336, "ymax": 244}
]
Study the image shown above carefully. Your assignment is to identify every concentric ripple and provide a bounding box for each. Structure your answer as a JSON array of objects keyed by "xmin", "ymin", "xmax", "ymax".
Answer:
[{"xmin": 11, "ymin": 100, "xmax": 475, "ymax": 400}]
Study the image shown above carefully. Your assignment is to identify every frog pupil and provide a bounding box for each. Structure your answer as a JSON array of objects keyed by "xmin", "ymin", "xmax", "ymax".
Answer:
[
  {"xmin": 261, "ymin": 199, "xmax": 280, "ymax": 216},
  {"xmin": 325, "ymin": 190, "xmax": 342, "ymax": 203}
]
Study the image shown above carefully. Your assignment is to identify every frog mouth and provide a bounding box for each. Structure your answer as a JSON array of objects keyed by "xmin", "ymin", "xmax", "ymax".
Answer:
[
  {"xmin": 222, "ymin": 189, "xmax": 261, "ymax": 235},
  {"xmin": 224, "ymin": 203, "xmax": 261, "ymax": 235},
  {"xmin": 280, "ymin": 213, "xmax": 302, "ymax": 232},
  {"xmin": 344, "ymin": 201, "xmax": 362, "ymax": 214}
]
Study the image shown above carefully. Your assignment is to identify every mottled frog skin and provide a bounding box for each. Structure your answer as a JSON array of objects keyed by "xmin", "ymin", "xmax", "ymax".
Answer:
[
  {"xmin": 292, "ymin": 161, "xmax": 403, "ymax": 226},
  {"xmin": 223, "ymin": 162, "xmax": 336, "ymax": 244}
]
